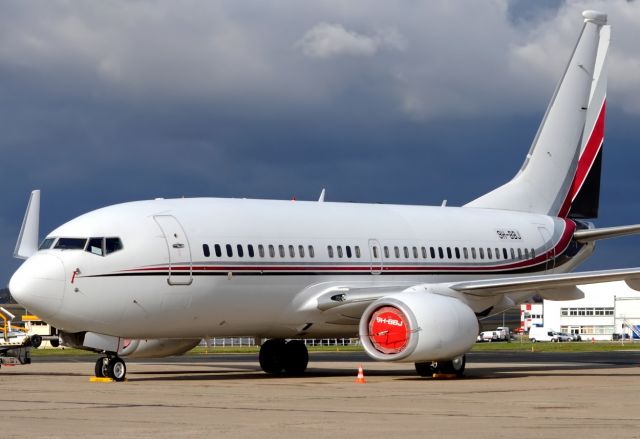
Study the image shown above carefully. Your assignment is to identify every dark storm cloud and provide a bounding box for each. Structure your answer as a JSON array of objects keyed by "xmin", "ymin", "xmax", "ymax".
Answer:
[{"xmin": 1, "ymin": 1, "xmax": 640, "ymax": 285}]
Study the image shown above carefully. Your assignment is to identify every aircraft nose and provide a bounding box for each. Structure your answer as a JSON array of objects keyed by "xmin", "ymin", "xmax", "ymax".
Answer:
[{"xmin": 9, "ymin": 254, "xmax": 66, "ymax": 319}]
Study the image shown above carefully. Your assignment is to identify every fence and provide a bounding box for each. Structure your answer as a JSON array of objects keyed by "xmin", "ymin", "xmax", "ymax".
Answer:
[{"xmin": 200, "ymin": 337, "xmax": 360, "ymax": 348}]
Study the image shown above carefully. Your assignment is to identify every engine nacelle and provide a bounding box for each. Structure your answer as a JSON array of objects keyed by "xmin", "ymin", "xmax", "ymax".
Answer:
[
  {"xmin": 117, "ymin": 338, "xmax": 201, "ymax": 358},
  {"xmin": 359, "ymin": 292, "xmax": 478, "ymax": 363}
]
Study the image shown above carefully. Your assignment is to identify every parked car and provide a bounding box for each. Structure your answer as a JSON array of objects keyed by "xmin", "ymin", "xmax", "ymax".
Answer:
[{"xmin": 562, "ymin": 332, "xmax": 582, "ymax": 342}]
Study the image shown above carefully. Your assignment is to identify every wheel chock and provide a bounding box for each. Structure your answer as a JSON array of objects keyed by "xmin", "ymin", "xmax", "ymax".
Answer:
[{"xmin": 432, "ymin": 373, "xmax": 457, "ymax": 380}]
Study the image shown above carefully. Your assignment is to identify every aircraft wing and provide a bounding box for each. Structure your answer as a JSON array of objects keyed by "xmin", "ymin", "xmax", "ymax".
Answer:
[
  {"xmin": 311, "ymin": 268, "xmax": 640, "ymax": 322},
  {"xmin": 449, "ymin": 267, "xmax": 640, "ymax": 297}
]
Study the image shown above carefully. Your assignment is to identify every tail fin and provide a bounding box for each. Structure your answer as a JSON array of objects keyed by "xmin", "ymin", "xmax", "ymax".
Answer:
[{"xmin": 465, "ymin": 11, "xmax": 609, "ymax": 219}]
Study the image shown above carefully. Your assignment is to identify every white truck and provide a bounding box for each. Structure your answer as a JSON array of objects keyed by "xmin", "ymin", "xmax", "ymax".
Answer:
[
  {"xmin": 478, "ymin": 327, "xmax": 511, "ymax": 342},
  {"xmin": 528, "ymin": 327, "xmax": 571, "ymax": 343}
]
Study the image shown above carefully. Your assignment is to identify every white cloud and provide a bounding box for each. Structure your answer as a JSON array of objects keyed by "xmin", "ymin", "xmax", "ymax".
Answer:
[{"xmin": 295, "ymin": 22, "xmax": 406, "ymax": 58}]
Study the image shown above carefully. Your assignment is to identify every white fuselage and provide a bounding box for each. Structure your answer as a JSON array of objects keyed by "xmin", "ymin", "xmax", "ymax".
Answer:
[{"xmin": 10, "ymin": 197, "xmax": 592, "ymax": 339}]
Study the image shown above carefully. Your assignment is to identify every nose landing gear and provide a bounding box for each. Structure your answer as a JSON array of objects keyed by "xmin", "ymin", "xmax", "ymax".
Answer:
[{"xmin": 94, "ymin": 356, "xmax": 127, "ymax": 381}]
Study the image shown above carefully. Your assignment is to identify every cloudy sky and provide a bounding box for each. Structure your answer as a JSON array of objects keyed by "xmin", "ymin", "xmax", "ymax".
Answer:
[{"xmin": 2, "ymin": 0, "xmax": 640, "ymax": 286}]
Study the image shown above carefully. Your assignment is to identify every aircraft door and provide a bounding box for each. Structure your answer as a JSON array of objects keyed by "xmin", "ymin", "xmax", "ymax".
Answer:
[
  {"xmin": 368, "ymin": 239, "xmax": 383, "ymax": 275},
  {"xmin": 537, "ymin": 226, "xmax": 555, "ymax": 272},
  {"xmin": 154, "ymin": 215, "xmax": 193, "ymax": 285}
]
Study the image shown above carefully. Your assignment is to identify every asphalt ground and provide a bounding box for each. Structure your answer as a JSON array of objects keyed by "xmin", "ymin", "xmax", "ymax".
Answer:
[{"xmin": 2, "ymin": 351, "xmax": 640, "ymax": 438}]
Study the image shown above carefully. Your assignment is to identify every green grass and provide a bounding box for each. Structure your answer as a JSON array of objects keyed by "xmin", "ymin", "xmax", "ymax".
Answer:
[
  {"xmin": 27, "ymin": 340, "xmax": 640, "ymax": 357},
  {"xmin": 472, "ymin": 340, "xmax": 640, "ymax": 352}
]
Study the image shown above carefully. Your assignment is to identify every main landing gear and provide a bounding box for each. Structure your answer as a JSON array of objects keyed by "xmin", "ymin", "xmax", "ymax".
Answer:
[
  {"xmin": 94, "ymin": 356, "xmax": 127, "ymax": 382},
  {"xmin": 259, "ymin": 339, "xmax": 309, "ymax": 375},
  {"xmin": 415, "ymin": 354, "xmax": 466, "ymax": 378}
]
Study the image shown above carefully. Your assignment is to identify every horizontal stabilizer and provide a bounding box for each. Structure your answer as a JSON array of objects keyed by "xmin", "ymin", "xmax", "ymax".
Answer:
[{"xmin": 573, "ymin": 224, "xmax": 640, "ymax": 243}]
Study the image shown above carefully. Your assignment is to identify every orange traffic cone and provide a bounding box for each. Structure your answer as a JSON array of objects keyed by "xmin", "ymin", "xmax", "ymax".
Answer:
[{"xmin": 355, "ymin": 365, "xmax": 366, "ymax": 384}]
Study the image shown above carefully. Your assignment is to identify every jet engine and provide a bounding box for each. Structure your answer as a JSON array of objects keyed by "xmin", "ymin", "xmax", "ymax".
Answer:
[
  {"xmin": 359, "ymin": 291, "xmax": 478, "ymax": 363},
  {"xmin": 117, "ymin": 338, "xmax": 201, "ymax": 358}
]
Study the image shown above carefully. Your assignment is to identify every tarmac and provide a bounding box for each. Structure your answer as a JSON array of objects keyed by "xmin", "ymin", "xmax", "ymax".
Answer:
[{"xmin": 2, "ymin": 351, "xmax": 640, "ymax": 438}]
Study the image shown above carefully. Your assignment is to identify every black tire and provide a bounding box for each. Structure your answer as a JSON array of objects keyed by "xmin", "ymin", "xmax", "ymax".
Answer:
[
  {"xmin": 50, "ymin": 338, "xmax": 60, "ymax": 348},
  {"xmin": 94, "ymin": 357, "xmax": 107, "ymax": 378},
  {"xmin": 415, "ymin": 362, "xmax": 436, "ymax": 377},
  {"xmin": 30, "ymin": 334, "xmax": 42, "ymax": 348},
  {"xmin": 259, "ymin": 339, "xmax": 286, "ymax": 374},
  {"xmin": 439, "ymin": 355, "xmax": 466, "ymax": 377},
  {"xmin": 530, "ymin": 338, "xmax": 536, "ymax": 343},
  {"xmin": 107, "ymin": 357, "xmax": 127, "ymax": 382},
  {"xmin": 283, "ymin": 340, "xmax": 309, "ymax": 375}
]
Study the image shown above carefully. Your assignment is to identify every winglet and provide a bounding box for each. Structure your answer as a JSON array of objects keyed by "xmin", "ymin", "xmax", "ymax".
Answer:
[
  {"xmin": 318, "ymin": 188, "xmax": 326, "ymax": 202},
  {"xmin": 14, "ymin": 190, "xmax": 40, "ymax": 260}
]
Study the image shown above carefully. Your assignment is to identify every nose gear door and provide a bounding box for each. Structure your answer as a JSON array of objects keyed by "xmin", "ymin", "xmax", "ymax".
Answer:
[{"xmin": 154, "ymin": 215, "xmax": 193, "ymax": 285}]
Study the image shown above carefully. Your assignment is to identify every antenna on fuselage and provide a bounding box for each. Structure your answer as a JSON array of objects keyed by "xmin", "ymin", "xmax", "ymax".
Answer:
[{"xmin": 318, "ymin": 188, "xmax": 326, "ymax": 202}]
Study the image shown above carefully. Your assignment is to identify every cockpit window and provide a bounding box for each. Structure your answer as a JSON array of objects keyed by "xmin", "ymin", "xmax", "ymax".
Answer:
[
  {"xmin": 105, "ymin": 238, "xmax": 123, "ymax": 255},
  {"xmin": 86, "ymin": 238, "xmax": 104, "ymax": 256},
  {"xmin": 39, "ymin": 237, "xmax": 56, "ymax": 250},
  {"xmin": 84, "ymin": 237, "xmax": 124, "ymax": 256},
  {"xmin": 54, "ymin": 238, "xmax": 87, "ymax": 250}
]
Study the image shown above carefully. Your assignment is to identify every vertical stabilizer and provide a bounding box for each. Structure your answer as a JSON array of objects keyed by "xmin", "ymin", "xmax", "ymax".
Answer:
[{"xmin": 465, "ymin": 11, "xmax": 609, "ymax": 217}]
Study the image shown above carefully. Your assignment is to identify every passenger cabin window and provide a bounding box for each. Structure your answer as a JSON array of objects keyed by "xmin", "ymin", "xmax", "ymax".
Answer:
[
  {"xmin": 55, "ymin": 238, "xmax": 87, "ymax": 250},
  {"xmin": 524, "ymin": 248, "xmax": 529, "ymax": 259},
  {"xmin": 502, "ymin": 248, "xmax": 508, "ymax": 259},
  {"xmin": 463, "ymin": 248, "xmax": 469, "ymax": 259},
  {"xmin": 430, "ymin": 247, "xmax": 436, "ymax": 258},
  {"xmin": 215, "ymin": 244, "xmax": 222, "ymax": 257},
  {"xmin": 39, "ymin": 237, "xmax": 56, "ymax": 250},
  {"xmin": 479, "ymin": 248, "xmax": 485, "ymax": 259},
  {"xmin": 413, "ymin": 247, "xmax": 418, "ymax": 258},
  {"xmin": 237, "ymin": 244, "xmax": 244, "ymax": 257},
  {"xmin": 403, "ymin": 247, "xmax": 409, "ymax": 258},
  {"xmin": 517, "ymin": 248, "xmax": 522, "ymax": 260},
  {"xmin": 446, "ymin": 247, "xmax": 452, "ymax": 259},
  {"xmin": 309, "ymin": 245, "xmax": 315, "ymax": 258},
  {"xmin": 328, "ymin": 246, "xmax": 334, "ymax": 258},
  {"xmin": 455, "ymin": 248, "xmax": 460, "ymax": 259},
  {"xmin": 487, "ymin": 248, "xmax": 492, "ymax": 260},
  {"xmin": 346, "ymin": 246, "xmax": 352, "ymax": 258},
  {"xmin": 421, "ymin": 247, "xmax": 427, "ymax": 259},
  {"xmin": 394, "ymin": 246, "xmax": 400, "ymax": 258},
  {"xmin": 258, "ymin": 245, "xmax": 265, "ymax": 258},
  {"xmin": 531, "ymin": 248, "xmax": 535, "ymax": 259},
  {"xmin": 269, "ymin": 245, "xmax": 275, "ymax": 258},
  {"xmin": 510, "ymin": 248, "xmax": 515, "ymax": 259},
  {"xmin": 471, "ymin": 248, "xmax": 477, "ymax": 259},
  {"xmin": 337, "ymin": 246, "xmax": 343, "ymax": 258},
  {"xmin": 372, "ymin": 246, "xmax": 379, "ymax": 258},
  {"xmin": 438, "ymin": 247, "xmax": 444, "ymax": 259},
  {"xmin": 298, "ymin": 245, "xmax": 305, "ymax": 258},
  {"xmin": 384, "ymin": 246, "xmax": 390, "ymax": 258},
  {"xmin": 203, "ymin": 244, "xmax": 210, "ymax": 258},
  {"xmin": 278, "ymin": 245, "xmax": 285, "ymax": 258},
  {"xmin": 495, "ymin": 248, "xmax": 500, "ymax": 259},
  {"xmin": 289, "ymin": 245, "xmax": 295, "ymax": 258},
  {"xmin": 248, "ymin": 245, "xmax": 255, "ymax": 258},
  {"xmin": 355, "ymin": 246, "xmax": 361, "ymax": 258},
  {"xmin": 226, "ymin": 244, "xmax": 233, "ymax": 257}
]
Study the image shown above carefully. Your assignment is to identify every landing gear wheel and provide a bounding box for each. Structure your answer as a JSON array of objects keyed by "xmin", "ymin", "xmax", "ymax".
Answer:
[
  {"xmin": 414, "ymin": 362, "xmax": 436, "ymax": 377},
  {"xmin": 107, "ymin": 357, "xmax": 127, "ymax": 382},
  {"xmin": 439, "ymin": 355, "xmax": 466, "ymax": 377},
  {"xmin": 259, "ymin": 339, "xmax": 286, "ymax": 374},
  {"xmin": 282, "ymin": 340, "xmax": 308, "ymax": 375},
  {"xmin": 94, "ymin": 357, "xmax": 108, "ymax": 378}
]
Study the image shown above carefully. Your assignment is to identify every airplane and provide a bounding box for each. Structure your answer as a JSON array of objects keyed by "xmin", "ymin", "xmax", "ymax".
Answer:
[{"xmin": 8, "ymin": 10, "xmax": 640, "ymax": 382}]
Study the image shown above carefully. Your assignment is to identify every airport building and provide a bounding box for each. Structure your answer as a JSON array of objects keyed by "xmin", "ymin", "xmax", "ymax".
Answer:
[{"xmin": 530, "ymin": 281, "xmax": 640, "ymax": 341}]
